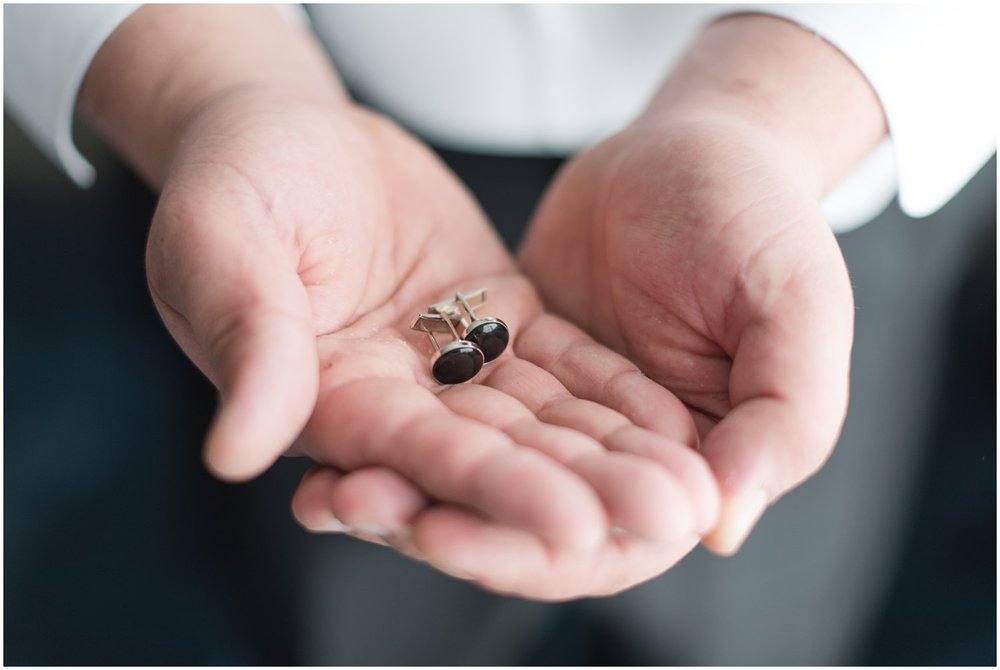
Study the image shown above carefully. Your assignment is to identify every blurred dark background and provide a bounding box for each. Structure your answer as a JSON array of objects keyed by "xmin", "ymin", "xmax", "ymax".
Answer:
[{"xmin": 4, "ymin": 103, "xmax": 996, "ymax": 665}]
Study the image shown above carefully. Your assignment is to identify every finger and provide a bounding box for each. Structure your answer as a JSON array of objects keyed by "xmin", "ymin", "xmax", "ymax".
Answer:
[
  {"xmin": 700, "ymin": 257, "xmax": 853, "ymax": 555},
  {"xmin": 149, "ymin": 199, "xmax": 318, "ymax": 482},
  {"xmin": 603, "ymin": 427, "xmax": 721, "ymax": 534},
  {"xmin": 440, "ymin": 382, "xmax": 694, "ymax": 542},
  {"xmin": 291, "ymin": 465, "xmax": 428, "ymax": 548},
  {"xmin": 515, "ymin": 313, "xmax": 698, "ymax": 447},
  {"xmin": 291, "ymin": 466, "xmax": 349, "ymax": 532},
  {"xmin": 482, "ymin": 357, "xmax": 719, "ymax": 535},
  {"xmin": 294, "ymin": 463, "xmax": 694, "ymax": 599},
  {"xmin": 412, "ymin": 506, "xmax": 698, "ymax": 600},
  {"xmin": 303, "ymin": 376, "xmax": 608, "ymax": 550}
]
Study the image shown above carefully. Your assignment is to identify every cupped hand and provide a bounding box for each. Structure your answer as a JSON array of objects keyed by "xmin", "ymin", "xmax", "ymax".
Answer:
[
  {"xmin": 148, "ymin": 90, "xmax": 720, "ymax": 599},
  {"xmin": 519, "ymin": 110, "xmax": 856, "ymax": 555}
]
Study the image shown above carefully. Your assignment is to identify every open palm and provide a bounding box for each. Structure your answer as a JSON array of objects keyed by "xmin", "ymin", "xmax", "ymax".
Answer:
[
  {"xmin": 520, "ymin": 115, "xmax": 855, "ymax": 552},
  {"xmin": 147, "ymin": 92, "xmax": 719, "ymax": 599}
]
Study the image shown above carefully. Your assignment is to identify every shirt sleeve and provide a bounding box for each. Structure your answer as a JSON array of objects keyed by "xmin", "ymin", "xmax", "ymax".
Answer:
[
  {"xmin": 750, "ymin": 3, "xmax": 998, "ymax": 227},
  {"xmin": 3, "ymin": 4, "xmax": 312, "ymax": 189},
  {"xmin": 4, "ymin": 4, "xmax": 141, "ymax": 188}
]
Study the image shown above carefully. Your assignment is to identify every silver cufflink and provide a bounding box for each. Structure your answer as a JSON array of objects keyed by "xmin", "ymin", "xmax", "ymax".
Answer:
[
  {"xmin": 410, "ymin": 312, "xmax": 485, "ymax": 385},
  {"xmin": 429, "ymin": 288, "xmax": 510, "ymax": 363},
  {"xmin": 411, "ymin": 288, "xmax": 510, "ymax": 385}
]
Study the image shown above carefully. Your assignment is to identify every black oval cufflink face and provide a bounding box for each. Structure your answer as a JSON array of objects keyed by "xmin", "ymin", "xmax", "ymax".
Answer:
[
  {"xmin": 464, "ymin": 317, "xmax": 509, "ymax": 363},
  {"xmin": 432, "ymin": 340, "xmax": 485, "ymax": 385},
  {"xmin": 414, "ymin": 288, "xmax": 510, "ymax": 385},
  {"xmin": 411, "ymin": 312, "xmax": 486, "ymax": 385},
  {"xmin": 428, "ymin": 288, "xmax": 510, "ymax": 365}
]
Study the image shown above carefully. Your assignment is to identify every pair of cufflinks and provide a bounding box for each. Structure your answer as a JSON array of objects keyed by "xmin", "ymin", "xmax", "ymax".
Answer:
[{"xmin": 410, "ymin": 288, "xmax": 510, "ymax": 385}]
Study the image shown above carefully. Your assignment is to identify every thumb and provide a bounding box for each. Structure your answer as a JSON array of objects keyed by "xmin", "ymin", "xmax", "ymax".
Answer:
[
  {"xmin": 149, "ymin": 207, "xmax": 319, "ymax": 482},
  {"xmin": 700, "ymin": 249, "xmax": 854, "ymax": 555}
]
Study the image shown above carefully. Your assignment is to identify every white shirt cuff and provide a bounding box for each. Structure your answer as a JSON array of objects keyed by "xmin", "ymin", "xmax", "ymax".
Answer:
[
  {"xmin": 3, "ymin": 4, "xmax": 312, "ymax": 189},
  {"xmin": 4, "ymin": 4, "xmax": 142, "ymax": 188},
  {"xmin": 750, "ymin": 4, "xmax": 998, "ymax": 230}
]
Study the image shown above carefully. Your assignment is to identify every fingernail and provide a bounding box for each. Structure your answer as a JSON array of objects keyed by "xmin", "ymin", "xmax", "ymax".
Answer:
[
  {"xmin": 318, "ymin": 518, "xmax": 354, "ymax": 534},
  {"xmin": 353, "ymin": 523, "xmax": 391, "ymax": 539},
  {"xmin": 385, "ymin": 526, "xmax": 412, "ymax": 547},
  {"xmin": 711, "ymin": 489, "xmax": 767, "ymax": 555},
  {"xmin": 439, "ymin": 563, "xmax": 477, "ymax": 582}
]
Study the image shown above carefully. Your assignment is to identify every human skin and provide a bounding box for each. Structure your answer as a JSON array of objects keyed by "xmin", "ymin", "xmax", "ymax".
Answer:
[
  {"xmin": 292, "ymin": 12, "xmax": 887, "ymax": 591},
  {"xmin": 79, "ymin": 5, "xmax": 723, "ymax": 600},
  {"xmin": 519, "ymin": 14, "xmax": 887, "ymax": 555}
]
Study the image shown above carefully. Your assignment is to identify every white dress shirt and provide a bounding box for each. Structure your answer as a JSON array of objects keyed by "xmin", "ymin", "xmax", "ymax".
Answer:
[{"xmin": 4, "ymin": 3, "xmax": 996, "ymax": 232}]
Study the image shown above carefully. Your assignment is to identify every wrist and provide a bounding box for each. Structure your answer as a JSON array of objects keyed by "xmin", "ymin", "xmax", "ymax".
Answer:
[
  {"xmin": 166, "ymin": 80, "xmax": 350, "ymax": 169},
  {"xmin": 637, "ymin": 13, "xmax": 886, "ymax": 198},
  {"xmin": 78, "ymin": 4, "xmax": 347, "ymax": 189}
]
